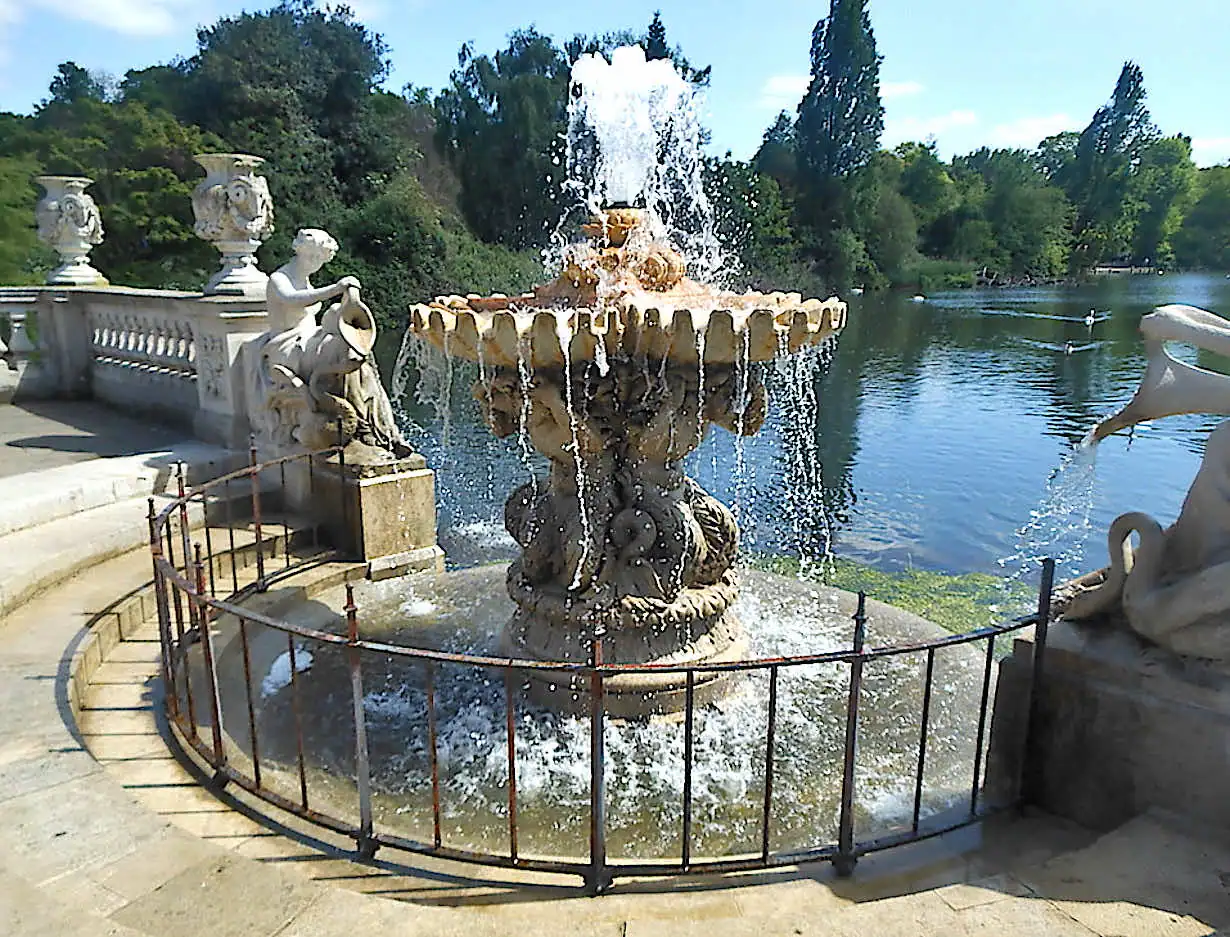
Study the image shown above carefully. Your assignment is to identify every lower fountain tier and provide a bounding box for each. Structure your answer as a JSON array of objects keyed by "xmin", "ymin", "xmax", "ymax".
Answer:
[{"xmin": 501, "ymin": 595, "xmax": 749, "ymax": 719}]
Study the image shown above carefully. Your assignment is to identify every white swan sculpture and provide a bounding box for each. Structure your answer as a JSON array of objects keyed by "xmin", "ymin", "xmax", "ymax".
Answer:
[{"xmin": 1061, "ymin": 304, "xmax": 1230, "ymax": 662}]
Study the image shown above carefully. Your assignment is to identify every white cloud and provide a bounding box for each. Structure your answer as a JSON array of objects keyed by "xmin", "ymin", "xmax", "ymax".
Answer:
[
  {"xmin": 882, "ymin": 80, "xmax": 924, "ymax": 100},
  {"xmin": 32, "ymin": 0, "xmax": 195, "ymax": 37},
  {"xmin": 884, "ymin": 109, "xmax": 977, "ymax": 145},
  {"xmin": 989, "ymin": 113, "xmax": 1077, "ymax": 149},
  {"xmin": 1191, "ymin": 136, "xmax": 1230, "ymax": 167},
  {"xmin": 758, "ymin": 74, "xmax": 808, "ymax": 111}
]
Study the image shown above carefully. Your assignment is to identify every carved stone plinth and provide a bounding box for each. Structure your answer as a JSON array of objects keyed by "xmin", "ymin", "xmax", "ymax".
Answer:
[
  {"xmin": 192, "ymin": 154, "xmax": 274, "ymax": 297},
  {"xmin": 299, "ymin": 455, "xmax": 444, "ymax": 580},
  {"xmin": 36, "ymin": 176, "xmax": 107, "ymax": 286},
  {"xmin": 988, "ymin": 621, "xmax": 1230, "ymax": 831}
]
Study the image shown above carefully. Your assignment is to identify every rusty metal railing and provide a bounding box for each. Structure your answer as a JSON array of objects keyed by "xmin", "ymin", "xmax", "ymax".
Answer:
[{"xmin": 149, "ymin": 449, "xmax": 1054, "ymax": 895}]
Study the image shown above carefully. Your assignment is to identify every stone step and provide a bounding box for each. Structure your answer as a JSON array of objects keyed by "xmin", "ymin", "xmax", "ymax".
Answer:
[
  {"xmin": 0, "ymin": 442, "xmax": 241, "ymax": 539},
  {"xmin": 0, "ymin": 494, "xmax": 205, "ymax": 621}
]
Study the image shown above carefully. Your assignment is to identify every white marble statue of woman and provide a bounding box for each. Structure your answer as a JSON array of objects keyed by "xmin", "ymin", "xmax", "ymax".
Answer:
[{"xmin": 248, "ymin": 228, "xmax": 411, "ymax": 459}]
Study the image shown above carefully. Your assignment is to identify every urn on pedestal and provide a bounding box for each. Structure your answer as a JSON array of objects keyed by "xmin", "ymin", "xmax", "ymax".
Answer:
[
  {"xmin": 191, "ymin": 153, "xmax": 275, "ymax": 297},
  {"xmin": 35, "ymin": 176, "xmax": 108, "ymax": 286}
]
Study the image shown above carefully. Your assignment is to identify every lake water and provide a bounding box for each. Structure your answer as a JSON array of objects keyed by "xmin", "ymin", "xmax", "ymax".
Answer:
[{"xmin": 385, "ymin": 272, "xmax": 1230, "ymax": 601}]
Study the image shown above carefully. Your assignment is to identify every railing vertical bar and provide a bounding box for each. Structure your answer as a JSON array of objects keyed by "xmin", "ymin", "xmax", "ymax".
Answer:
[
  {"xmin": 425, "ymin": 661, "xmax": 442, "ymax": 849},
  {"xmin": 223, "ymin": 477, "xmax": 238, "ymax": 594},
  {"xmin": 504, "ymin": 669, "xmax": 519, "ymax": 863},
  {"xmin": 249, "ymin": 437, "xmax": 266, "ymax": 590},
  {"xmin": 761, "ymin": 664, "xmax": 778, "ymax": 862},
  {"xmin": 237, "ymin": 616, "xmax": 262, "ymax": 788},
  {"xmin": 163, "ymin": 519, "xmax": 196, "ymax": 736},
  {"xmin": 200, "ymin": 494, "xmax": 216, "ymax": 598},
  {"xmin": 287, "ymin": 634, "xmax": 309, "ymax": 809},
  {"xmin": 969, "ymin": 633, "xmax": 997, "ymax": 815},
  {"xmin": 345, "ymin": 584, "xmax": 376, "ymax": 858},
  {"xmin": 681, "ymin": 668, "xmax": 695, "ymax": 870},
  {"xmin": 1023, "ymin": 558, "xmax": 1056, "ymax": 804},
  {"xmin": 835, "ymin": 591, "xmax": 867, "ymax": 877},
  {"xmin": 588, "ymin": 635, "xmax": 609, "ymax": 896},
  {"xmin": 912, "ymin": 647, "xmax": 937, "ymax": 834},
  {"xmin": 192, "ymin": 545, "xmax": 226, "ymax": 773},
  {"xmin": 175, "ymin": 463, "xmax": 192, "ymax": 596},
  {"xmin": 146, "ymin": 500, "xmax": 175, "ymax": 721}
]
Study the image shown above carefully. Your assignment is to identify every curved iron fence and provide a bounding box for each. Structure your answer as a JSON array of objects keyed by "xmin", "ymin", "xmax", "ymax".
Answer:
[{"xmin": 148, "ymin": 445, "xmax": 1054, "ymax": 894}]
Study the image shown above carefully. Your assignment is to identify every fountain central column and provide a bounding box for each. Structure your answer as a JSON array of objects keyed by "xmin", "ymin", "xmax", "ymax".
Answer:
[{"xmin": 481, "ymin": 351, "xmax": 764, "ymax": 714}]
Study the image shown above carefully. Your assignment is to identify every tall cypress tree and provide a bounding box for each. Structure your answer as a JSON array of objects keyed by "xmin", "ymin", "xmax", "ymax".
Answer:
[
  {"xmin": 795, "ymin": 0, "xmax": 884, "ymax": 186},
  {"xmin": 645, "ymin": 12, "xmax": 669, "ymax": 60},
  {"xmin": 1067, "ymin": 61, "xmax": 1157, "ymax": 263}
]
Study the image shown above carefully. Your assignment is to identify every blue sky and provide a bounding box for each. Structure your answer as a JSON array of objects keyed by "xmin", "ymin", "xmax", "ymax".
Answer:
[{"xmin": 1, "ymin": 0, "xmax": 1227, "ymax": 166}]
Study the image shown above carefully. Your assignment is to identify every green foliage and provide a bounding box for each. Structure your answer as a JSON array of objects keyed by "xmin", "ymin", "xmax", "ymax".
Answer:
[
  {"xmin": 1, "ymin": 3, "xmax": 1224, "ymax": 305},
  {"xmin": 750, "ymin": 554, "xmax": 1029, "ymax": 633},
  {"xmin": 434, "ymin": 28, "xmax": 570, "ymax": 249},
  {"xmin": 1129, "ymin": 135, "xmax": 1198, "ymax": 266},
  {"xmin": 0, "ymin": 156, "xmax": 51, "ymax": 285},
  {"xmin": 1173, "ymin": 166, "xmax": 1230, "ymax": 270},
  {"xmin": 0, "ymin": 95, "xmax": 225, "ymax": 288},
  {"xmin": 796, "ymin": 0, "xmax": 884, "ymax": 185},
  {"xmin": 1065, "ymin": 61, "xmax": 1158, "ymax": 267},
  {"xmin": 47, "ymin": 62, "xmax": 108, "ymax": 106}
]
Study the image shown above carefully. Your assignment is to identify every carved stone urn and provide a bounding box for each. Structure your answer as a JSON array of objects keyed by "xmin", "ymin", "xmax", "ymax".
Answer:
[
  {"xmin": 409, "ymin": 208, "xmax": 846, "ymax": 715},
  {"xmin": 35, "ymin": 176, "xmax": 108, "ymax": 286},
  {"xmin": 191, "ymin": 153, "xmax": 274, "ymax": 297}
]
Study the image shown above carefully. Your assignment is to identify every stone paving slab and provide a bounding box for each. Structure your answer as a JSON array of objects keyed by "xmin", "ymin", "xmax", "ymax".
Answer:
[{"xmin": 0, "ymin": 401, "xmax": 186, "ymax": 479}]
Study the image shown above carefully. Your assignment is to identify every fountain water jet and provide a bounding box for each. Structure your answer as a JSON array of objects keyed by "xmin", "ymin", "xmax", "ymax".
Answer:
[{"xmin": 406, "ymin": 47, "xmax": 846, "ymax": 715}]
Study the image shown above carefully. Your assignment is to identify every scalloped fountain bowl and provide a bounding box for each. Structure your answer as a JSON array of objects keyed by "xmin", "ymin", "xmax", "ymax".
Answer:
[{"xmin": 405, "ymin": 209, "xmax": 847, "ymax": 717}]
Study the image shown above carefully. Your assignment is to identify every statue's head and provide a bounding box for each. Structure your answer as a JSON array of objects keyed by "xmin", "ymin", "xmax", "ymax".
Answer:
[{"xmin": 292, "ymin": 228, "xmax": 339, "ymax": 270}]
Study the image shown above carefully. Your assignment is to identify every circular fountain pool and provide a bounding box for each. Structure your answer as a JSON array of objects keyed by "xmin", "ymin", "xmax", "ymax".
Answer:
[{"xmin": 218, "ymin": 565, "xmax": 995, "ymax": 862}]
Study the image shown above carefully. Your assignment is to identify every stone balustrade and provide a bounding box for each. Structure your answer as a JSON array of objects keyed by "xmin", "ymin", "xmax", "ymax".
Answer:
[{"xmin": 0, "ymin": 285, "xmax": 268, "ymax": 446}]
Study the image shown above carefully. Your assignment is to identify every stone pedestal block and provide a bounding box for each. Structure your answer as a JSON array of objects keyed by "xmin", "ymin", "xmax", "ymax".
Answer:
[
  {"xmin": 988, "ymin": 620, "xmax": 1230, "ymax": 832},
  {"xmin": 306, "ymin": 455, "xmax": 443, "ymax": 579}
]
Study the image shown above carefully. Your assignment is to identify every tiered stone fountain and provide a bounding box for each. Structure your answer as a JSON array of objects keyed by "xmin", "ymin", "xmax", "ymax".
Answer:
[{"xmin": 410, "ymin": 198, "xmax": 844, "ymax": 714}]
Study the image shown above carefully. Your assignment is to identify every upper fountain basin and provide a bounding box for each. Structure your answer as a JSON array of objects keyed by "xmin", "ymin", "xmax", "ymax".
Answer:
[{"xmin": 407, "ymin": 291, "xmax": 847, "ymax": 369}]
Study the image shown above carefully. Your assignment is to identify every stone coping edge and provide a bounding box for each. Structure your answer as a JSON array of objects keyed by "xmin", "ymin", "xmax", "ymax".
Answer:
[{"xmin": 68, "ymin": 530, "xmax": 364, "ymax": 721}]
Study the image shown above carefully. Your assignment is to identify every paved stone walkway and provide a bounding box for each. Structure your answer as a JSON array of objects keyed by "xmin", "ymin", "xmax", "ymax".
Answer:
[
  {"xmin": 1, "ymin": 533, "xmax": 1226, "ymax": 935},
  {"xmin": 0, "ymin": 401, "xmax": 187, "ymax": 479}
]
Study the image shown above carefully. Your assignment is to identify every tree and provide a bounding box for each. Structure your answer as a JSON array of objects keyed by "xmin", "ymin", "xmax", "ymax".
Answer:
[
  {"xmin": 1035, "ymin": 130, "xmax": 1079, "ymax": 184},
  {"xmin": 1066, "ymin": 61, "xmax": 1157, "ymax": 266},
  {"xmin": 1129, "ymin": 135, "xmax": 1197, "ymax": 266},
  {"xmin": 435, "ymin": 29, "xmax": 571, "ymax": 248},
  {"xmin": 795, "ymin": 0, "xmax": 884, "ymax": 187},
  {"xmin": 178, "ymin": 0, "xmax": 396, "ymax": 262},
  {"xmin": 645, "ymin": 12, "xmax": 669, "ymax": 61},
  {"xmin": 753, "ymin": 112, "xmax": 798, "ymax": 196},
  {"xmin": 46, "ymin": 62, "xmax": 107, "ymax": 106},
  {"xmin": 1173, "ymin": 166, "xmax": 1230, "ymax": 270}
]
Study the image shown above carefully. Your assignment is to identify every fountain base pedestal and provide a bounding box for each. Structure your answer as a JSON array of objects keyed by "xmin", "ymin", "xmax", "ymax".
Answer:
[{"xmin": 502, "ymin": 583, "xmax": 749, "ymax": 718}]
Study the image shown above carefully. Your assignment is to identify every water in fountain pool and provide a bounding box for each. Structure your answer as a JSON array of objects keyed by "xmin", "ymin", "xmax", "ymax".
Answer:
[{"xmin": 234, "ymin": 567, "xmax": 991, "ymax": 861}]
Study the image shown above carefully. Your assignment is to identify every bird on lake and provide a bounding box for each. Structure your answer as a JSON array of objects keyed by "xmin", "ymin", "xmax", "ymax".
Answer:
[
  {"xmin": 1064, "ymin": 341, "xmax": 1076, "ymax": 355},
  {"xmin": 911, "ymin": 294, "xmax": 925, "ymax": 303},
  {"xmin": 1085, "ymin": 309, "xmax": 1097, "ymax": 328}
]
